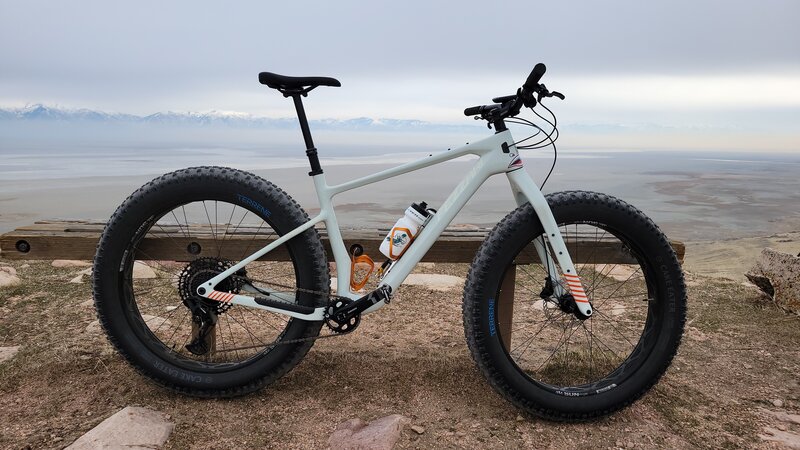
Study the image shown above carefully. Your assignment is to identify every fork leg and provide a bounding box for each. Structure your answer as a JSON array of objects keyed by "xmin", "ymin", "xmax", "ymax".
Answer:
[{"xmin": 506, "ymin": 169, "xmax": 593, "ymax": 318}]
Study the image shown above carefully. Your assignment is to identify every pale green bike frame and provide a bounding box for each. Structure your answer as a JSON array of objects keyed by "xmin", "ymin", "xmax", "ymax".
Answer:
[{"xmin": 199, "ymin": 129, "xmax": 594, "ymax": 320}]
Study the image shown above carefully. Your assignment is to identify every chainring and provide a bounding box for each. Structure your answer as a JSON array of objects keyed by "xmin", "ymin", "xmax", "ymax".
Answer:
[{"xmin": 325, "ymin": 298, "xmax": 360, "ymax": 334}]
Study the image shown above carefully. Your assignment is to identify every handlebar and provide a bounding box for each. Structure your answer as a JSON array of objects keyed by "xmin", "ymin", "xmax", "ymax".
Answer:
[
  {"xmin": 463, "ymin": 104, "xmax": 501, "ymax": 116},
  {"xmin": 523, "ymin": 63, "xmax": 547, "ymax": 91},
  {"xmin": 464, "ymin": 63, "xmax": 564, "ymax": 120}
]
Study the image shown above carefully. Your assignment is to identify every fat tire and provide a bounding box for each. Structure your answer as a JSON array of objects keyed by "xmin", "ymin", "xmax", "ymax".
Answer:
[
  {"xmin": 462, "ymin": 190, "xmax": 686, "ymax": 421},
  {"xmin": 92, "ymin": 166, "xmax": 329, "ymax": 397}
]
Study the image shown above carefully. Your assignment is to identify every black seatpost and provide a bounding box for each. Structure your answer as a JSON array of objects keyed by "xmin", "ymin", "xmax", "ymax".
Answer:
[{"xmin": 290, "ymin": 94, "xmax": 323, "ymax": 176}]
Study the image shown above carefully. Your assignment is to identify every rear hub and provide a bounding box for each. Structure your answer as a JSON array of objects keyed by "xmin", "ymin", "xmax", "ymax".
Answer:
[{"xmin": 177, "ymin": 257, "xmax": 245, "ymax": 314}]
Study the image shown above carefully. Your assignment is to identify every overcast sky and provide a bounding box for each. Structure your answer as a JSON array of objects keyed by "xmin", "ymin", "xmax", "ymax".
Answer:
[{"xmin": 1, "ymin": 0, "xmax": 799, "ymax": 150}]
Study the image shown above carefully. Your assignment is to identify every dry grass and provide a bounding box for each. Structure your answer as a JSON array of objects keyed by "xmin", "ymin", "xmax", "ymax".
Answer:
[{"xmin": 1, "ymin": 261, "xmax": 799, "ymax": 449}]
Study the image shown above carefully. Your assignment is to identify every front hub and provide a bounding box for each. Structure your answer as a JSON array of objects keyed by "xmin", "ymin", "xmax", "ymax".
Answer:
[{"xmin": 556, "ymin": 293, "xmax": 591, "ymax": 321}]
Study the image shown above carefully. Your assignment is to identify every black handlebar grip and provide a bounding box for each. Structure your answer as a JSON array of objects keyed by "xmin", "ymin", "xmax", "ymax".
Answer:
[
  {"xmin": 523, "ymin": 63, "xmax": 547, "ymax": 90},
  {"xmin": 464, "ymin": 105, "xmax": 483, "ymax": 116},
  {"xmin": 464, "ymin": 104, "xmax": 502, "ymax": 116},
  {"xmin": 491, "ymin": 94, "xmax": 517, "ymax": 104}
]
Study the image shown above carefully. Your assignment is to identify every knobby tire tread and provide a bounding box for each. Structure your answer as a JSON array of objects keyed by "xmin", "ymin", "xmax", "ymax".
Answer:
[
  {"xmin": 92, "ymin": 166, "xmax": 329, "ymax": 398},
  {"xmin": 462, "ymin": 190, "xmax": 686, "ymax": 421}
]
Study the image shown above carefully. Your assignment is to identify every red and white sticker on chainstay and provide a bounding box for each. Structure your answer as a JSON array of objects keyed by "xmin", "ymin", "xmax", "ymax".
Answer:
[
  {"xmin": 207, "ymin": 290, "xmax": 235, "ymax": 303},
  {"xmin": 562, "ymin": 273, "xmax": 590, "ymax": 303}
]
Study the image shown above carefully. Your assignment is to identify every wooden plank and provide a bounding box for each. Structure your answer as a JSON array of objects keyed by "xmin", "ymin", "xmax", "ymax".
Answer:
[{"xmin": 0, "ymin": 220, "xmax": 685, "ymax": 263}]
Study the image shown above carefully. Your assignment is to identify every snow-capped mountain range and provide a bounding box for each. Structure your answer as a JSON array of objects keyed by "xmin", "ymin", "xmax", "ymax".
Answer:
[{"xmin": 0, "ymin": 104, "xmax": 475, "ymax": 132}]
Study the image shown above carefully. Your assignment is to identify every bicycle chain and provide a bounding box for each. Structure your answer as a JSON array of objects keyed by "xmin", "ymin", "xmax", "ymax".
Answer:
[{"xmin": 225, "ymin": 274, "xmax": 353, "ymax": 347}]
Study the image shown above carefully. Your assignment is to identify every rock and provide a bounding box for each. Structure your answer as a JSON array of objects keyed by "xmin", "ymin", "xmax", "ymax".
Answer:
[
  {"xmin": 69, "ymin": 274, "xmax": 85, "ymax": 284},
  {"xmin": 404, "ymin": 274, "xmax": 464, "ymax": 291},
  {"xmin": 20, "ymin": 264, "xmax": 30, "ymax": 269},
  {"xmin": 762, "ymin": 408, "xmax": 800, "ymax": 425},
  {"xmin": 0, "ymin": 346, "xmax": 21, "ymax": 363},
  {"xmin": 687, "ymin": 326, "xmax": 710, "ymax": 342},
  {"xmin": 745, "ymin": 248, "xmax": 800, "ymax": 313},
  {"xmin": 52, "ymin": 260, "xmax": 92, "ymax": 268},
  {"xmin": 140, "ymin": 314, "xmax": 171, "ymax": 330},
  {"xmin": 610, "ymin": 304, "xmax": 627, "ymax": 316},
  {"xmin": 449, "ymin": 223, "xmax": 481, "ymax": 231},
  {"xmin": 133, "ymin": 261, "xmax": 157, "ymax": 279},
  {"xmin": 0, "ymin": 266, "xmax": 21, "ymax": 288},
  {"xmin": 593, "ymin": 264, "xmax": 639, "ymax": 282},
  {"xmin": 329, "ymin": 414, "xmax": 410, "ymax": 450},
  {"xmin": 759, "ymin": 427, "xmax": 800, "ymax": 449},
  {"xmin": 85, "ymin": 321, "xmax": 103, "ymax": 334},
  {"xmin": 773, "ymin": 399, "xmax": 785, "ymax": 408},
  {"xmin": 80, "ymin": 299, "xmax": 94, "ymax": 308},
  {"xmin": 66, "ymin": 406, "xmax": 174, "ymax": 449},
  {"xmin": 69, "ymin": 268, "xmax": 93, "ymax": 283},
  {"xmin": 410, "ymin": 425, "xmax": 425, "ymax": 435}
]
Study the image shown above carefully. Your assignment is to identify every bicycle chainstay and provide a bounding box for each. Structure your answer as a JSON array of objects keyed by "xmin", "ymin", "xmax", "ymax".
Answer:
[{"xmin": 220, "ymin": 274, "xmax": 354, "ymax": 349}]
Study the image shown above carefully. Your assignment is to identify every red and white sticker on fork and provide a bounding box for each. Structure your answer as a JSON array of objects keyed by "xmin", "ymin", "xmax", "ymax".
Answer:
[
  {"xmin": 563, "ymin": 273, "xmax": 590, "ymax": 303},
  {"xmin": 207, "ymin": 290, "xmax": 235, "ymax": 303}
]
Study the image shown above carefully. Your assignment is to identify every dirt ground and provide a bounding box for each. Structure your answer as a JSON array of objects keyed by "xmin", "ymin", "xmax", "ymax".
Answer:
[{"xmin": 1, "ymin": 259, "xmax": 799, "ymax": 449}]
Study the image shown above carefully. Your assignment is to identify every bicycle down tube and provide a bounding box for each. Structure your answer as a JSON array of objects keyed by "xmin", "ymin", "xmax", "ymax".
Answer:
[{"xmin": 200, "ymin": 129, "xmax": 593, "ymax": 319}]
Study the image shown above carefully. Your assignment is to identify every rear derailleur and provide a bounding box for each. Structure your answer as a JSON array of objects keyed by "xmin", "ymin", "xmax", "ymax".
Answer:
[{"xmin": 185, "ymin": 302, "xmax": 217, "ymax": 356}]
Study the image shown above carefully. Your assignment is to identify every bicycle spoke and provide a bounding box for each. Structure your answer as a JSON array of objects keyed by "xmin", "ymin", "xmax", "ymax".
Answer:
[
  {"xmin": 503, "ymin": 220, "xmax": 653, "ymax": 390},
  {"xmin": 122, "ymin": 198, "xmax": 305, "ymax": 368}
]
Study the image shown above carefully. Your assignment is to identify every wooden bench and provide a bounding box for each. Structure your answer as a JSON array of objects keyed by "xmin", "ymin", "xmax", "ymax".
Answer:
[
  {"xmin": 0, "ymin": 220, "xmax": 685, "ymax": 263},
  {"xmin": 1, "ymin": 220, "xmax": 685, "ymax": 349}
]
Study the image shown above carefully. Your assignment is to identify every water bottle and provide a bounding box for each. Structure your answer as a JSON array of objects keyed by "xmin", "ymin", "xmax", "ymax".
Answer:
[{"xmin": 379, "ymin": 202, "xmax": 432, "ymax": 260}]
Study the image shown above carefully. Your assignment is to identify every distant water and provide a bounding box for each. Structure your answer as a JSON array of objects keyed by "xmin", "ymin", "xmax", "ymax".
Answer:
[{"xmin": 1, "ymin": 144, "xmax": 799, "ymax": 241}]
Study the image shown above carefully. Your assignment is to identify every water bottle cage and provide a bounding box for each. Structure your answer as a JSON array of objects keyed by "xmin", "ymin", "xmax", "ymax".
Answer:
[{"xmin": 349, "ymin": 249, "xmax": 375, "ymax": 291}]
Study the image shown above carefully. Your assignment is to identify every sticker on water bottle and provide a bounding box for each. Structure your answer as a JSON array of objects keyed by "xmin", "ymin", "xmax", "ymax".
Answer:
[{"xmin": 388, "ymin": 227, "xmax": 413, "ymax": 259}]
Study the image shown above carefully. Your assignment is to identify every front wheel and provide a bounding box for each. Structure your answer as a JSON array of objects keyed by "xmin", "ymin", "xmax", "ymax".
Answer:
[{"xmin": 463, "ymin": 191, "xmax": 686, "ymax": 421}]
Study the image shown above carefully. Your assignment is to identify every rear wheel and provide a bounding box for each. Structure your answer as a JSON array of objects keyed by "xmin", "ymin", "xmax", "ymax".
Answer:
[
  {"xmin": 92, "ymin": 166, "xmax": 329, "ymax": 397},
  {"xmin": 463, "ymin": 191, "xmax": 686, "ymax": 420}
]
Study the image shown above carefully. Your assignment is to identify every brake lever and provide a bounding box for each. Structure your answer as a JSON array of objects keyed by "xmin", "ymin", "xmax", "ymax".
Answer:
[
  {"xmin": 536, "ymin": 83, "xmax": 549, "ymax": 103},
  {"xmin": 536, "ymin": 84, "xmax": 566, "ymax": 102}
]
